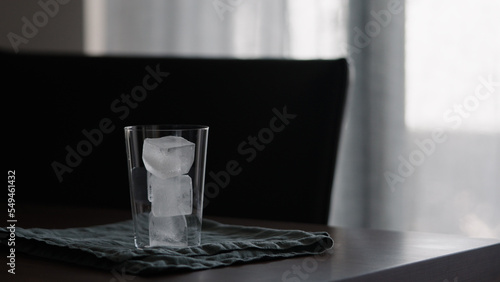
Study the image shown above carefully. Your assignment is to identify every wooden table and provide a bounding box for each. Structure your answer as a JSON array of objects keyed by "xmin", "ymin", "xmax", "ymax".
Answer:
[{"xmin": 2, "ymin": 205, "xmax": 499, "ymax": 281}]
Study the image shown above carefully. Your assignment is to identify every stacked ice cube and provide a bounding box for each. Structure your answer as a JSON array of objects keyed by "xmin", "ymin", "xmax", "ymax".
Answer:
[{"xmin": 142, "ymin": 136, "xmax": 195, "ymax": 247}]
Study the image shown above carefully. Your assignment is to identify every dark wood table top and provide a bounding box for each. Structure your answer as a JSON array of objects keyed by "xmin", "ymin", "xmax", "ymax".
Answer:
[{"xmin": 2, "ymin": 204, "xmax": 500, "ymax": 281}]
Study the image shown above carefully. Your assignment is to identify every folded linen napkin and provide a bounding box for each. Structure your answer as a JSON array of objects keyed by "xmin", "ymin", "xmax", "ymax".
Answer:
[{"xmin": 0, "ymin": 218, "xmax": 333, "ymax": 275}]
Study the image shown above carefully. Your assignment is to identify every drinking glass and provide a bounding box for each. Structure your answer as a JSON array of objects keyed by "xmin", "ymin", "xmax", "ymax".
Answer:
[{"xmin": 124, "ymin": 125, "xmax": 208, "ymax": 248}]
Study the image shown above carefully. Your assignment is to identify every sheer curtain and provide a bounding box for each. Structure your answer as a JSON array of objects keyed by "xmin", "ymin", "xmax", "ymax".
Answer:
[
  {"xmin": 402, "ymin": 0, "xmax": 500, "ymax": 238},
  {"xmin": 333, "ymin": 0, "xmax": 499, "ymax": 239},
  {"xmin": 330, "ymin": 0, "xmax": 409, "ymax": 231},
  {"xmin": 84, "ymin": 0, "xmax": 346, "ymax": 58},
  {"xmin": 334, "ymin": 0, "xmax": 499, "ymax": 238},
  {"xmin": 84, "ymin": 0, "xmax": 500, "ymax": 238}
]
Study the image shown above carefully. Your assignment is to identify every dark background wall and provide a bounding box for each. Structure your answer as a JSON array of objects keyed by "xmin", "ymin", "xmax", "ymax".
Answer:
[{"xmin": 0, "ymin": 0, "xmax": 83, "ymax": 53}]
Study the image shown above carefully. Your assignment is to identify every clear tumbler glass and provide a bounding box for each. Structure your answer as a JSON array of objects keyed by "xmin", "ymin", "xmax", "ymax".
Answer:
[{"xmin": 124, "ymin": 125, "xmax": 208, "ymax": 248}]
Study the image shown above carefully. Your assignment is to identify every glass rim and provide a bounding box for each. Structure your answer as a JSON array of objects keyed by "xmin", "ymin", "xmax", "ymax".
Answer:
[{"xmin": 124, "ymin": 124, "xmax": 209, "ymax": 132}]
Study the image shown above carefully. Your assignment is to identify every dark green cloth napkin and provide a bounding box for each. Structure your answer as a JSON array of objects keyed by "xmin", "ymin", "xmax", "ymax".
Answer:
[{"xmin": 0, "ymin": 219, "xmax": 333, "ymax": 275}]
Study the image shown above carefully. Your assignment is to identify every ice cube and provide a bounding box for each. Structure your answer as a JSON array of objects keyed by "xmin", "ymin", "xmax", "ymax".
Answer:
[
  {"xmin": 149, "ymin": 213, "xmax": 188, "ymax": 247},
  {"xmin": 142, "ymin": 136, "xmax": 195, "ymax": 179},
  {"xmin": 149, "ymin": 174, "xmax": 193, "ymax": 217}
]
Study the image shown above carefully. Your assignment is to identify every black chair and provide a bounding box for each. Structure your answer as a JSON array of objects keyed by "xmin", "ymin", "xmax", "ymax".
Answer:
[{"xmin": 3, "ymin": 50, "xmax": 348, "ymax": 224}]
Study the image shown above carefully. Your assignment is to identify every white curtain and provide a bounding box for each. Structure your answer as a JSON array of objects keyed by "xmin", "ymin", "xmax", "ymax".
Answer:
[
  {"xmin": 85, "ymin": 0, "xmax": 347, "ymax": 58},
  {"xmin": 84, "ymin": 0, "xmax": 500, "ymax": 238},
  {"xmin": 402, "ymin": 0, "xmax": 500, "ymax": 237}
]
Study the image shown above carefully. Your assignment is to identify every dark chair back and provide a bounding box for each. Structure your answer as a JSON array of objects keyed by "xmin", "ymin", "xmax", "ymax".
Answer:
[{"xmin": 3, "ymin": 51, "xmax": 348, "ymax": 224}]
